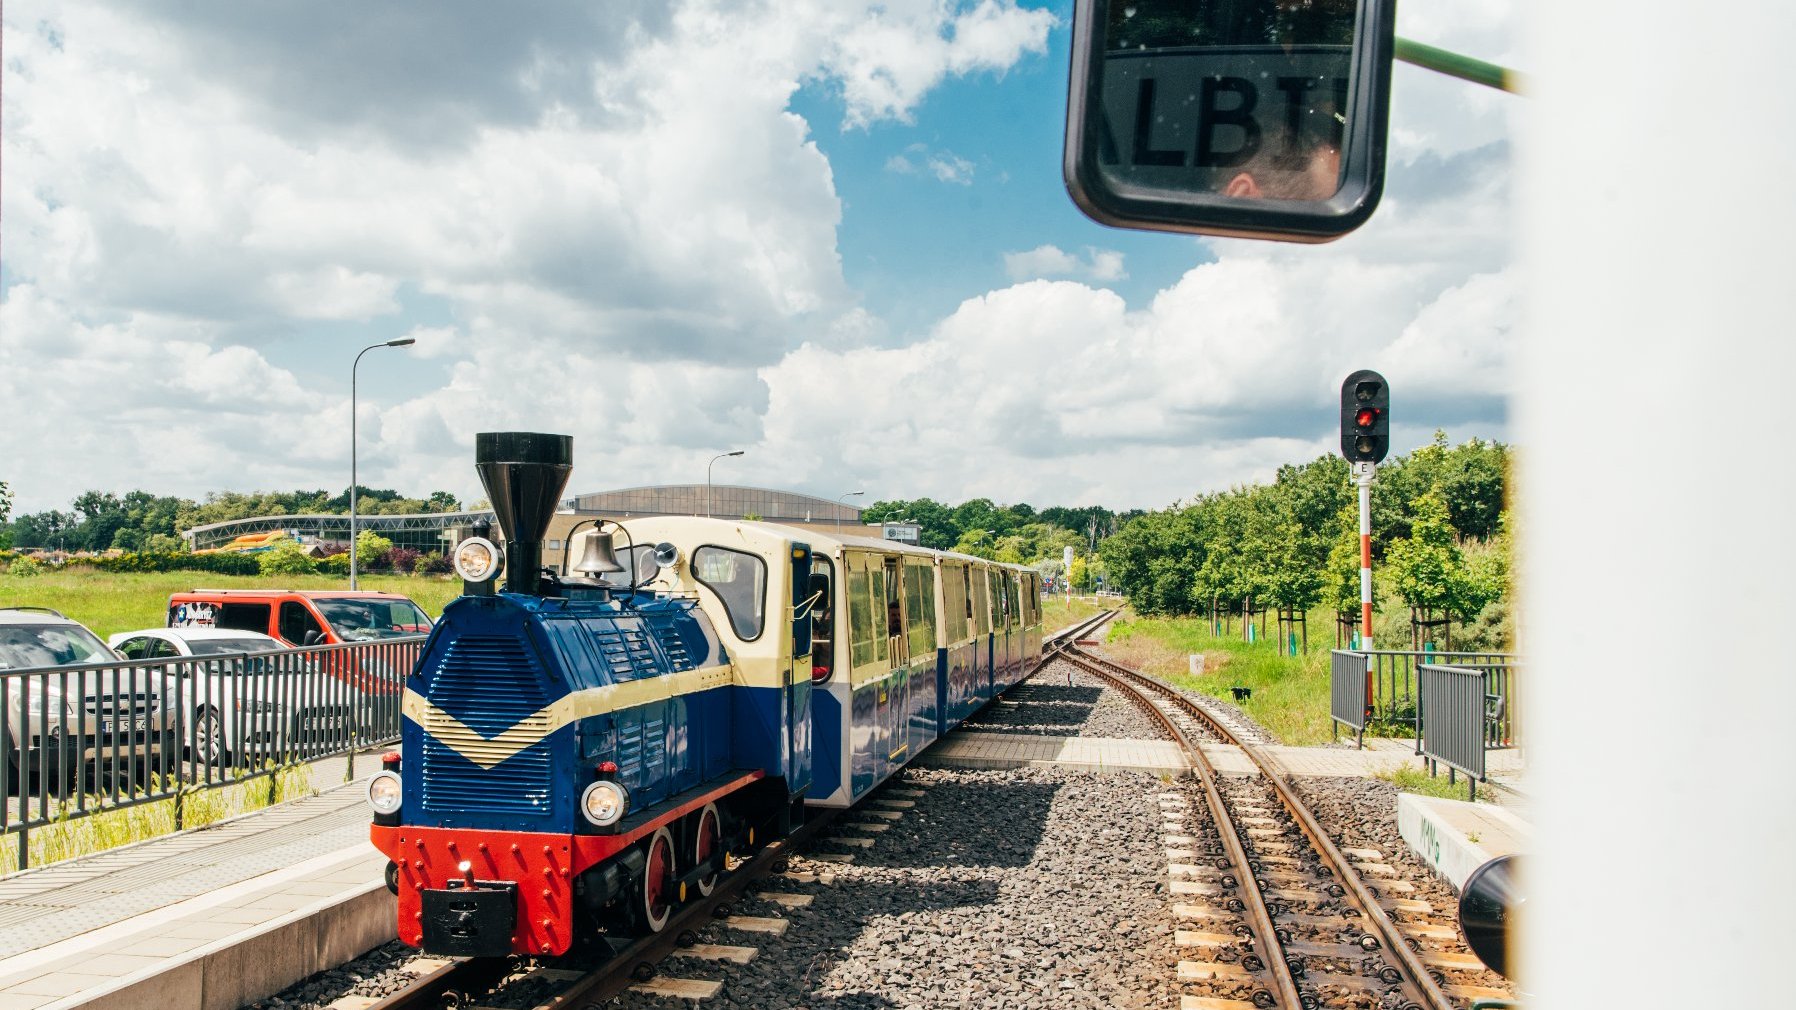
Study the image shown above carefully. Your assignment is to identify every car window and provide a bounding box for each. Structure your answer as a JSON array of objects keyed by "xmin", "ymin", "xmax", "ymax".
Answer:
[
  {"xmin": 147, "ymin": 639, "xmax": 181, "ymax": 659},
  {"xmin": 0, "ymin": 624, "xmax": 115, "ymax": 669},
  {"xmin": 216, "ymin": 602, "xmax": 272, "ymax": 634},
  {"xmin": 312, "ymin": 598, "xmax": 432, "ymax": 641},
  {"xmin": 279, "ymin": 602, "xmax": 324, "ymax": 644},
  {"xmin": 117, "ymin": 637, "xmax": 157, "ymax": 660}
]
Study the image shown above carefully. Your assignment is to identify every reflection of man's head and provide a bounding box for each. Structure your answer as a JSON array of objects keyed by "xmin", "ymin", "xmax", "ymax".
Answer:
[{"xmin": 1214, "ymin": 80, "xmax": 1345, "ymax": 202}]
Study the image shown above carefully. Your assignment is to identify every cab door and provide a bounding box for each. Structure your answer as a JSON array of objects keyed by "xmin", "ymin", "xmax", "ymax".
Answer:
[{"xmin": 786, "ymin": 544, "xmax": 814, "ymax": 797}]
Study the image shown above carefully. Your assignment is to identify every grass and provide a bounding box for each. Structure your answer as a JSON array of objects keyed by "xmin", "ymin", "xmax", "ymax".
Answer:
[
  {"xmin": 1376, "ymin": 764, "xmax": 1497, "ymax": 803},
  {"xmin": 2, "ymin": 761, "xmax": 318, "ymax": 870},
  {"xmin": 1102, "ymin": 612, "xmax": 1338, "ymax": 745},
  {"xmin": 1041, "ymin": 594, "xmax": 1120, "ymax": 635},
  {"xmin": 0, "ymin": 569, "xmax": 461, "ymax": 638}
]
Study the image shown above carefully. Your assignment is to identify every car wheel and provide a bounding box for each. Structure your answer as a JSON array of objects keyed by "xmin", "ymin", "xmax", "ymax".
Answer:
[{"xmin": 193, "ymin": 707, "xmax": 229, "ymax": 767}]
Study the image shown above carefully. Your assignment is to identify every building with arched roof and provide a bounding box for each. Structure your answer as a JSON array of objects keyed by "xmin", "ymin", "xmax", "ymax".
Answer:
[{"xmin": 182, "ymin": 484, "xmax": 871, "ymax": 567}]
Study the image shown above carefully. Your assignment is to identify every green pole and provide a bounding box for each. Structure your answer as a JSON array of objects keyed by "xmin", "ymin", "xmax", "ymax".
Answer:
[{"xmin": 1395, "ymin": 36, "xmax": 1525, "ymax": 95}]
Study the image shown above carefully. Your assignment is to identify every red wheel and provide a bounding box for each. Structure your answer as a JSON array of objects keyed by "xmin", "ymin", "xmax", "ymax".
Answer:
[
  {"xmin": 693, "ymin": 803, "xmax": 722, "ymax": 897},
  {"xmin": 640, "ymin": 827, "xmax": 676, "ymax": 933}
]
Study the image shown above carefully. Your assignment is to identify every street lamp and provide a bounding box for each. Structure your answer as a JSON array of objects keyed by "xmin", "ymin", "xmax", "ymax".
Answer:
[
  {"xmin": 835, "ymin": 491, "xmax": 864, "ymax": 532},
  {"xmin": 706, "ymin": 451, "xmax": 744, "ymax": 518},
  {"xmin": 350, "ymin": 337, "xmax": 416, "ymax": 590}
]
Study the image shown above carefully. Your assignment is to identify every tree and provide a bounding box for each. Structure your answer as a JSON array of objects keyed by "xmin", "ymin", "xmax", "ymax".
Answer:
[
  {"xmin": 1383, "ymin": 490, "xmax": 1494, "ymax": 634},
  {"xmin": 258, "ymin": 540, "xmax": 318, "ymax": 576},
  {"xmin": 0, "ymin": 481, "xmax": 11, "ymax": 549}
]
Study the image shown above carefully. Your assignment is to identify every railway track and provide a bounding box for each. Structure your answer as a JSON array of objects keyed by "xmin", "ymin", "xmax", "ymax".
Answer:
[
  {"xmin": 1028, "ymin": 611, "xmax": 1478, "ymax": 1010},
  {"xmin": 357, "ymin": 617, "xmax": 1108, "ymax": 1010}
]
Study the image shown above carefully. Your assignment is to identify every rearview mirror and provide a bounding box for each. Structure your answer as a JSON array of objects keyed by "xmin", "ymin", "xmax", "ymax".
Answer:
[{"xmin": 1064, "ymin": 0, "xmax": 1396, "ymax": 242}]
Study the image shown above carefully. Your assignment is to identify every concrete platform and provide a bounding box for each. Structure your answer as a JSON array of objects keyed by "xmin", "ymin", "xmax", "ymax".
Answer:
[
  {"xmin": 0, "ymin": 784, "xmax": 393, "ymax": 1010},
  {"xmin": 1397, "ymin": 793, "xmax": 1532, "ymax": 891}
]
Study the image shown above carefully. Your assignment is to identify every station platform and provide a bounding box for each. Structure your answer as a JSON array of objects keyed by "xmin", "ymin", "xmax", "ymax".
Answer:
[
  {"xmin": 923, "ymin": 729, "xmax": 1526, "ymax": 782},
  {"xmin": 1397, "ymin": 793, "xmax": 1532, "ymax": 890},
  {"xmin": 0, "ymin": 782, "xmax": 392, "ymax": 1010}
]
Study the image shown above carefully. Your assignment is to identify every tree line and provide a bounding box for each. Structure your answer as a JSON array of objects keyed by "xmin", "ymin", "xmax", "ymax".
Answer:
[
  {"xmin": 0, "ymin": 486, "xmax": 466, "ymax": 553},
  {"xmin": 859, "ymin": 498, "xmax": 1138, "ymax": 570},
  {"xmin": 1098, "ymin": 433, "xmax": 1513, "ymax": 650}
]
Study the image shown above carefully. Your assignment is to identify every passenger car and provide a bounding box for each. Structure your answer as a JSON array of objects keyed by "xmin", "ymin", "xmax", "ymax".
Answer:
[
  {"xmin": 108, "ymin": 627, "xmax": 353, "ymax": 765},
  {"xmin": 0, "ymin": 608, "xmax": 174, "ymax": 793}
]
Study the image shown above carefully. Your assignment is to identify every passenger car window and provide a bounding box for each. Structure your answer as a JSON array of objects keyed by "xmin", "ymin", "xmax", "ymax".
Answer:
[{"xmin": 692, "ymin": 546, "xmax": 767, "ymax": 641}]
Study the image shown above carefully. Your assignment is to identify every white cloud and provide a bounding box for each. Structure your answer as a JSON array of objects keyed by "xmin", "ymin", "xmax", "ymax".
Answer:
[
  {"xmin": 2, "ymin": 1, "xmax": 1516, "ymax": 519},
  {"xmin": 926, "ymin": 152, "xmax": 977, "ymax": 185},
  {"xmin": 1003, "ymin": 245, "xmax": 1128, "ymax": 283}
]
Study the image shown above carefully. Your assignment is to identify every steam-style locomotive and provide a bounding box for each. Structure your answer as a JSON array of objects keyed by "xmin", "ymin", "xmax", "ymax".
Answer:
[{"xmin": 369, "ymin": 432, "xmax": 1042, "ymax": 956}]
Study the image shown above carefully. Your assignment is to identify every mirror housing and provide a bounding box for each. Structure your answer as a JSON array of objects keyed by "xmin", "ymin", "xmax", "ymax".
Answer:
[
  {"xmin": 1064, "ymin": 0, "xmax": 1397, "ymax": 242},
  {"xmin": 1458, "ymin": 854, "xmax": 1521, "ymax": 978}
]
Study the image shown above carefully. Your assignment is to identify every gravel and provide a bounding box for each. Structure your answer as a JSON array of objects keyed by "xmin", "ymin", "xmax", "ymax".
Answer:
[
  {"xmin": 1293, "ymin": 775, "xmax": 1514, "ymax": 999},
  {"xmin": 965, "ymin": 663, "xmax": 1165, "ymax": 739},
  {"xmin": 612, "ymin": 766, "xmax": 1191, "ymax": 1010},
  {"xmin": 240, "ymin": 939, "xmax": 426, "ymax": 1009}
]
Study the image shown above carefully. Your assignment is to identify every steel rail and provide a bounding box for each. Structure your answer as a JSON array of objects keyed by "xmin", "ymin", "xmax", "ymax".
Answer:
[
  {"xmin": 364, "ymin": 810, "xmax": 837, "ymax": 1010},
  {"xmin": 1067, "ymin": 644, "xmax": 1456, "ymax": 1010},
  {"xmin": 1053, "ymin": 646, "xmax": 1305, "ymax": 1009}
]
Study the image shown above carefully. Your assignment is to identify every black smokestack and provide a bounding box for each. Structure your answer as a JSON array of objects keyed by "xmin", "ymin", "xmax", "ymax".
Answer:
[{"xmin": 474, "ymin": 432, "xmax": 573, "ymax": 595}]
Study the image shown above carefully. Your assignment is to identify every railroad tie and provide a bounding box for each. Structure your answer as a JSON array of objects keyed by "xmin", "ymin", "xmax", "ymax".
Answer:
[
  {"xmin": 629, "ymin": 976, "xmax": 724, "ymax": 1000},
  {"xmin": 671, "ymin": 943, "xmax": 759, "ymax": 964}
]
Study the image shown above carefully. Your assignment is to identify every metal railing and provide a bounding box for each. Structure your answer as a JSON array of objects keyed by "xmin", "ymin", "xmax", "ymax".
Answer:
[
  {"xmin": 1418, "ymin": 664, "xmax": 1490, "ymax": 800},
  {"xmin": 1330, "ymin": 649, "xmax": 1371, "ymax": 745},
  {"xmin": 3, "ymin": 636, "xmax": 422, "ymax": 871},
  {"xmin": 1350, "ymin": 649, "xmax": 1515, "ymax": 746}
]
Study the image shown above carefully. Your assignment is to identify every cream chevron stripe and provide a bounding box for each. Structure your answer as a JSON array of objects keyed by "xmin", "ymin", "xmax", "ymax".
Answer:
[{"xmin": 408, "ymin": 662, "xmax": 753, "ymax": 770}]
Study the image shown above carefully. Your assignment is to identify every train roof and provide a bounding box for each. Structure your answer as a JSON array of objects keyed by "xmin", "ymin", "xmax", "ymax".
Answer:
[{"xmin": 608, "ymin": 516, "xmax": 1036, "ymax": 574}]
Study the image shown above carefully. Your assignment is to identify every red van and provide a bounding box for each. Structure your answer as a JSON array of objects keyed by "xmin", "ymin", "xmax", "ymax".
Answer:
[{"xmin": 166, "ymin": 590, "xmax": 432, "ymax": 647}]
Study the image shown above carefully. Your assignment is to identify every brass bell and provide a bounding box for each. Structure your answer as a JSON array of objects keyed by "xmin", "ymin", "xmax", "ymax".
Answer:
[{"xmin": 574, "ymin": 531, "xmax": 626, "ymax": 575}]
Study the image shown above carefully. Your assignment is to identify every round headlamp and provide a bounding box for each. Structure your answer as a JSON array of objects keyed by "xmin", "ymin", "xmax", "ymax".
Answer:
[
  {"xmin": 367, "ymin": 770, "xmax": 403, "ymax": 815},
  {"xmin": 453, "ymin": 537, "xmax": 502, "ymax": 582},
  {"xmin": 580, "ymin": 780, "xmax": 628, "ymax": 827}
]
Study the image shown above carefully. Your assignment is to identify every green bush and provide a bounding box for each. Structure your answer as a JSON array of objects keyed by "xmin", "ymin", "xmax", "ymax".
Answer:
[
  {"xmin": 317, "ymin": 553, "xmax": 352, "ymax": 575},
  {"xmin": 92, "ymin": 551, "xmax": 260, "ymax": 576},
  {"xmin": 257, "ymin": 541, "xmax": 317, "ymax": 576},
  {"xmin": 9, "ymin": 555, "xmax": 44, "ymax": 578}
]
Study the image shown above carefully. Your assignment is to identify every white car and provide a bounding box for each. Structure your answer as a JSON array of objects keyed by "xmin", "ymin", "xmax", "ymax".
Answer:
[{"xmin": 108, "ymin": 627, "xmax": 353, "ymax": 766}]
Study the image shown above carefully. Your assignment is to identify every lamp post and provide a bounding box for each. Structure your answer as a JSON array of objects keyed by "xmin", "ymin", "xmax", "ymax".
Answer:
[
  {"xmin": 350, "ymin": 338, "xmax": 416, "ymax": 590},
  {"xmin": 706, "ymin": 451, "xmax": 744, "ymax": 518},
  {"xmin": 835, "ymin": 491, "xmax": 865, "ymax": 532}
]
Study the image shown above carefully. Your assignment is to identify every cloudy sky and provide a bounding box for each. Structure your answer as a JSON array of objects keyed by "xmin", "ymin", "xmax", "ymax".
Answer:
[{"xmin": 1, "ymin": 0, "xmax": 1517, "ymax": 516}]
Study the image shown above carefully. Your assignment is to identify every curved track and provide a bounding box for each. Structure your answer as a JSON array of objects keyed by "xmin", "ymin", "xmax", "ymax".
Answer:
[{"xmin": 1030, "ymin": 611, "xmax": 1457, "ymax": 1010}]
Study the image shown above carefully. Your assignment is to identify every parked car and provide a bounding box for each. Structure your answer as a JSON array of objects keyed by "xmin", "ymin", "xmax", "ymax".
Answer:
[
  {"xmin": 164, "ymin": 589, "xmax": 432, "ymax": 647},
  {"xmin": 108, "ymin": 627, "xmax": 355, "ymax": 766},
  {"xmin": 0, "ymin": 607, "xmax": 175, "ymax": 794}
]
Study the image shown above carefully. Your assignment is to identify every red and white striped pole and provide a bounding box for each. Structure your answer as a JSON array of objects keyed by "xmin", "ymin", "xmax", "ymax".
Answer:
[{"xmin": 1356, "ymin": 462, "xmax": 1375, "ymax": 650}]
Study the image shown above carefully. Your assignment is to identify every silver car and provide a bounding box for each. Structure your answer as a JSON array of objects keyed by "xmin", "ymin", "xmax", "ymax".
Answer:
[
  {"xmin": 0, "ymin": 608, "xmax": 175, "ymax": 794},
  {"xmin": 108, "ymin": 627, "xmax": 355, "ymax": 766}
]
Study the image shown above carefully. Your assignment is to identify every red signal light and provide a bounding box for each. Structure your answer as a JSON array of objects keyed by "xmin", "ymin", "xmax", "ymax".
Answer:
[{"xmin": 1355, "ymin": 408, "xmax": 1378, "ymax": 428}]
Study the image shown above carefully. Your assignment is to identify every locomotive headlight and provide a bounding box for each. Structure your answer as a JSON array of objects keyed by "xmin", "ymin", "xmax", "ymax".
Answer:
[
  {"xmin": 367, "ymin": 770, "xmax": 403, "ymax": 815},
  {"xmin": 581, "ymin": 780, "xmax": 628, "ymax": 827},
  {"xmin": 453, "ymin": 537, "xmax": 502, "ymax": 583}
]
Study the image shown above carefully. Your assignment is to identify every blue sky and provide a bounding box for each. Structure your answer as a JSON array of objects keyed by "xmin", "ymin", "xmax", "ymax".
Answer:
[{"xmin": 1, "ymin": 1, "xmax": 1516, "ymax": 515}]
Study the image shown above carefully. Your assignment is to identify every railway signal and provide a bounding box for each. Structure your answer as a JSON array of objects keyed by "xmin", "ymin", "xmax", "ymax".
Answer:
[
  {"xmin": 1339, "ymin": 370, "xmax": 1389, "ymax": 654},
  {"xmin": 1340, "ymin": 369, "xmax": 1390, "ymax": 464}
]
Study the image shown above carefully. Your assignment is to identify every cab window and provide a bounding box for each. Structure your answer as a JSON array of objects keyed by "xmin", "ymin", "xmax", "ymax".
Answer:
[{"xmin": 693, "ymin": 546, "xmax": 767, "ymax": 641}]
